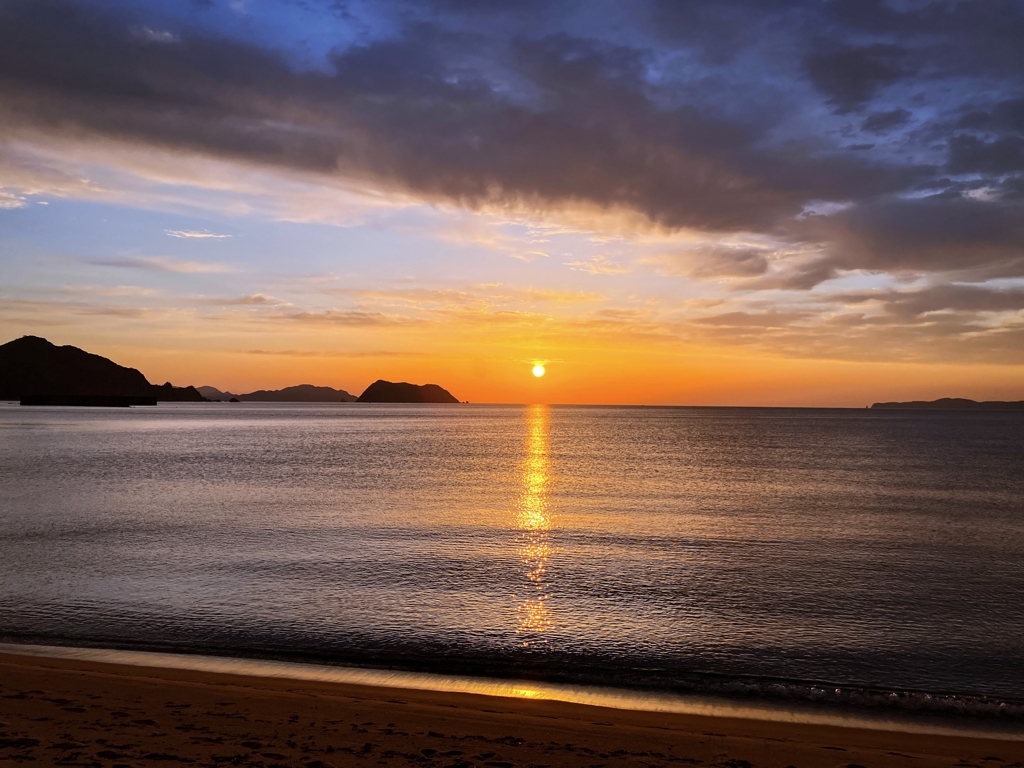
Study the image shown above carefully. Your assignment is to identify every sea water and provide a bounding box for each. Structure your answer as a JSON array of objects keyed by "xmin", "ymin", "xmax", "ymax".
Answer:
[{"xmin": 1, "ymin": 402, "xmax": 1023, "ymax": 718}]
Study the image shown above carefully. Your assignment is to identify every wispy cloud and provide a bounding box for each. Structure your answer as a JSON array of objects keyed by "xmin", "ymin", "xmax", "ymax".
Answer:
[
  {"xmin": 272, "ymin": 309, "xmax": 418, "ymax": 327},
  {"xmin": 564, "ymin": 255, "xmax": 630, "ymax": 275},
  {"xmin": 332, "ymin": 284, "xmax": 605, "ymax": 307},
  {"xmin": 509, "ymin": 250, "xmax": 550, "ymax": 262},
  {"xmin": 518, "ymin": 288, "xmax": 605, "ymax": 303},
  {"xmin": 215, "ymin": 294, "xmax": 288, "ymax": 306},
  {"xmin": 92, "ymin": 256, "xmax": 231, "ymax": 273},
  {"xmin": 78, "ymin": 306, "xmax": 156, "ymax": 318},
  {"xmin": 63, "ymin": 284, "xmax": 159, "ymax": 297},
  {"xmin": 130, "ymin": 26, "xmax": 180, "ymax": 45},
  {"xmin": 165, "ymin": 229, "xmax": 231, "ymax": 239},
  {"xmin": 247, "ymin": 348, "xmax": 426, "ymax": 358}
]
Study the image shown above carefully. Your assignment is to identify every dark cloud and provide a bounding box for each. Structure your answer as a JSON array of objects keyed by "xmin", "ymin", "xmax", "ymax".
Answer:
[
  {"xmin": 947, "ymin": 135, "xmax": 1024, "ymax": 175},
  {"xmin": 804, "ymin": 44, "xmax": 906, "ymax": 114},
  {"xmin": 743, "ymin": 262, "xmax": 839, "ymax": 292},
  {"xmin": 1000, "ymin": 175, "xmax": 1024, "ymax": 200},
  {"xmin": 814, "ymin": 195, "xmax": 1024, "ymax": 273},
  {"xmin": 694, "ymin": 248, "xmax": 770, "ymax": 278},
  {"xmin": 861, "ymin": 108, "xmax": 911, "ymax": 134},
  {"xmin": 0, "ymin": 0, "xmax": 1023, "ymax": 288},
  {"xmin": 993, "ymin": 98, "xmax": 1024, "ymax": 132},
  {"xmin": 647, "ymin": 0, "xmax": 800, "ymax": 65},
  {"xmin": 0, "ymin": 0, "xmax": 924, "ymax": 234},
  {"xmin": 838, "ymin": 285, "xmax": 1024, "ymax": 317},
  {"xmin": 826, "ymin": 0, "xmax": 1024, "ymax": 77},
  {"xmin": 957, "ymin": 110, "xmax": 992, "ymax": 130}
]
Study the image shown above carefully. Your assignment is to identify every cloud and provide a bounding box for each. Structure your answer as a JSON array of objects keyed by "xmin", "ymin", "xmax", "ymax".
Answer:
[
  {"xmin": 518, "ymin": 288, "xmax": 604, "ymax": 303},
  {"xmin": 326, "ymin": 283, "xmax": 607, "ymax": 314},
  {"xmin": 130, "ymin": 26, "xmax": 180, "ymax": 45},
  {"xmin": 0, "ymin": 0, "xmax": 927, "ymax": 236},
  {"xmin": 62, "ymin": 284, "xmax": 158, "ymax": 297},
  {"xmin": 861, "ymin": 108, "xmax": 912, "ymax": 134},
  {"xmin": 78, "ymin": 306, "xmax": 155, "ymax": 318},
  {"xmin": 217, "ymin": 294, "xmax": 287, "ymax": 306},
  {"xmin": 946, "ymin": 135, "xmax": 1024, "ymax": 175},
  {"xmin": 837, "ymin": 284, "xmax": 1024, "ymax": 318},
  {"xmin": 246, "ymin": 348, "xmax": 425, "ymax": 358},
  {"xmin": 804, "ymin": 44, "xmax": 906, "ymax": 114},
  {"xmin": 272, "ymin": 309, "xmax": 417, "ymax": 326},
  {"xmin": 564, "ymin": 255, "xmax": 630, "ymax": 274},
  {"xmin": 165, "ymin": 229, "xmax": 232, "ymax": 239},
  {"xmin": 812, "ymin": 194, "xmax": 1024, "ymax": 274},
  {"xmin": 91, "ymin": 256, "xmax": 231, "ymax": 273},
  {"xmin": 692, "ymin": 309, "xmax": 810, "ymax": 329},
  {"xmin": 0, "ymin": 0, "xmax": 1022, "ymax": 292},
  {"xmin": 0, "ymin": 188, "xmax": 27, "ymax": 209},
  {"xmin": 648, "ymin": 247, "xmax": 771, "ymax": 279}
]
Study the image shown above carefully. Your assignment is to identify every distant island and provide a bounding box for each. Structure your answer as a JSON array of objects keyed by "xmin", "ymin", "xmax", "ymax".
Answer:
[
  {"xmin": 2, "ymin": 336, "xmax": 460, "ymax": 406},
  {"xmin": 870, "ymin": 398, "xmax": 1024, "ymax": 411},
  {"xmin": 0, "ymin": 336, "xmax": 203, "ymax": 405},
  {"xmin": 203, "ymin": 382, "xmax": 461, "ymax": 403},
  {"xmin": 357, "ymin": 380, "xmax": 461, "ymax": 404},
  {"xmin": 198, "ymin": 384, "xmax": 357, "ymax": 402}
]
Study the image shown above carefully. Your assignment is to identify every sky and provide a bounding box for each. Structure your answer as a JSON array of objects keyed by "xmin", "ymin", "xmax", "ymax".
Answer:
[{"xmin": 1, "ymin": 0, "xmax": 1024, "ymax": 405}]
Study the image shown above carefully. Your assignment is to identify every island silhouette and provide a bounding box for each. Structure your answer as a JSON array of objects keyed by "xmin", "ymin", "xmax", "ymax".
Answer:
[
  {"xmin": 0, "ymin": 336, "xmax": 202, "ymax": 405},
  {"xmin": 870, "ymin": 398, "xmax": 1024, "ymax": 411},
  {"xmin": 1, "ymin": 336, "xmax": 460, "ymax": 406},
  {"xmin": 357, "ymin": 380, "xmax": 461, "ymax": 404},
  {"xmin": 198, "ymin": 384, "xmax": 357, "ymax": 402}
]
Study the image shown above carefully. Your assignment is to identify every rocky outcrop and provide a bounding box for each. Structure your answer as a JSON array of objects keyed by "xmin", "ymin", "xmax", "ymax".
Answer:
[{"xmin": 151, "ymin": 382, "xmax": 205, "ymax": 402}]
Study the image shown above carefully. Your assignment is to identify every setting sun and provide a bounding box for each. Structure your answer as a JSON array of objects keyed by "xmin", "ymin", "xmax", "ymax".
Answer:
[{"xmin": 532, "ymin": 364, "xmax": 546, "ymax": 378}]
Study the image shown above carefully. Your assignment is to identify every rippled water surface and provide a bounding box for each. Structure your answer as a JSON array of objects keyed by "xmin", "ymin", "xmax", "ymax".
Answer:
[{"xmin": 2, "ymin": 402, "xmax": 1023, "ymax": 706}]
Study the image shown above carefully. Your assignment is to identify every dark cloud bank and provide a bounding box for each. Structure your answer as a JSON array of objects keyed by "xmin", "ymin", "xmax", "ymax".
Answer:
[{"xmin": 1, "ymin": 0, "xmax": 1022, "ymax": 333}]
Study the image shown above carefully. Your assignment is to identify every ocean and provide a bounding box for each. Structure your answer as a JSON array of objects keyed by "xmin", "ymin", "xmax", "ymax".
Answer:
[{"xmin": 2, "ymin": 402, "xmax": 1023, "ymax": 720}]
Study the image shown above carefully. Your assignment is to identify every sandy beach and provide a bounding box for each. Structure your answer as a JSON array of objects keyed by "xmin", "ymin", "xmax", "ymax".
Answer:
[{"xmin": 1, "ymin": 651, "xmax": 1021, "ymax": 768}]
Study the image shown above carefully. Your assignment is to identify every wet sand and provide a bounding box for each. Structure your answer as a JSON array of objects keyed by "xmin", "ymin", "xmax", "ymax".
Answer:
[{"xmin": 1, "ymin": 651, "xmax": 1021, "ymax": 768}]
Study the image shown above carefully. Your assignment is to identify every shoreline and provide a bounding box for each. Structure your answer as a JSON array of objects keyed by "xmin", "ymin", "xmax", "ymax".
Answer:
[
  {"xmin": 1, "ymin": 642, "xmax": 1022, "ymax": 742},
  {"xmin": 2, "ymin": 649, "xmax": 1024, "ymax": 768},
  {"xmin": 2, "ymin": 641, "xmax": 1022, "ymax": 737}
]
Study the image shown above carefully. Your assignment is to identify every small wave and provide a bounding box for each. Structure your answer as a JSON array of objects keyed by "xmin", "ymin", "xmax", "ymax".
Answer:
[{"xmin": 1, "ymin": 637, "xmax": 1022, "ymax": 738}]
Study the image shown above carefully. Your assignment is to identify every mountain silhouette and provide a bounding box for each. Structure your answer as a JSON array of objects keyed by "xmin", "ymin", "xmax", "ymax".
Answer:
[
  {"xmin": 196, "ymin": 386, "xmax": 238, "ymax": 400},
  {"xmin": 237, "ymin": 384, "xmax": 356, "ymax": 402},
  {"xmin": 357, "ymin": 380, "xmax": 460, "ymax": 403},
  {"xmin": 198, "ymin": 384, "xmax": 356, "ymax": 402},
  {"xmin": 0, "ymin": 336, "xmax": 203, "ymax": 402}
]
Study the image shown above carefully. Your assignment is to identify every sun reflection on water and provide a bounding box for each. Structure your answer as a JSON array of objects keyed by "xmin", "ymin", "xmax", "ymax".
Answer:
[{"xmin": 514, "ymin": 405, "xmax": 555, "ymax": 641}]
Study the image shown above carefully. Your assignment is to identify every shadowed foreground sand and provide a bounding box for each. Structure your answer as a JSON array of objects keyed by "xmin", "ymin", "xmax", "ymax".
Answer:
[{"xmin": 1, "ymin": 652, "xmax": 1022, "ymax": 768}]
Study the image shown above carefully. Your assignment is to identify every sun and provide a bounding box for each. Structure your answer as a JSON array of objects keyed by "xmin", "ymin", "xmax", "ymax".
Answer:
[{"xmin": 532, "ymin": 364, "xmax": 546, "ymax": 378}]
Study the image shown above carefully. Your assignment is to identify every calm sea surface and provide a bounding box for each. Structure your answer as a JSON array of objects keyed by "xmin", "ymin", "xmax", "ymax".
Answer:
[{"xmin": 2, "ymin": 403, "xmax": 1023, "ymax": 715}]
